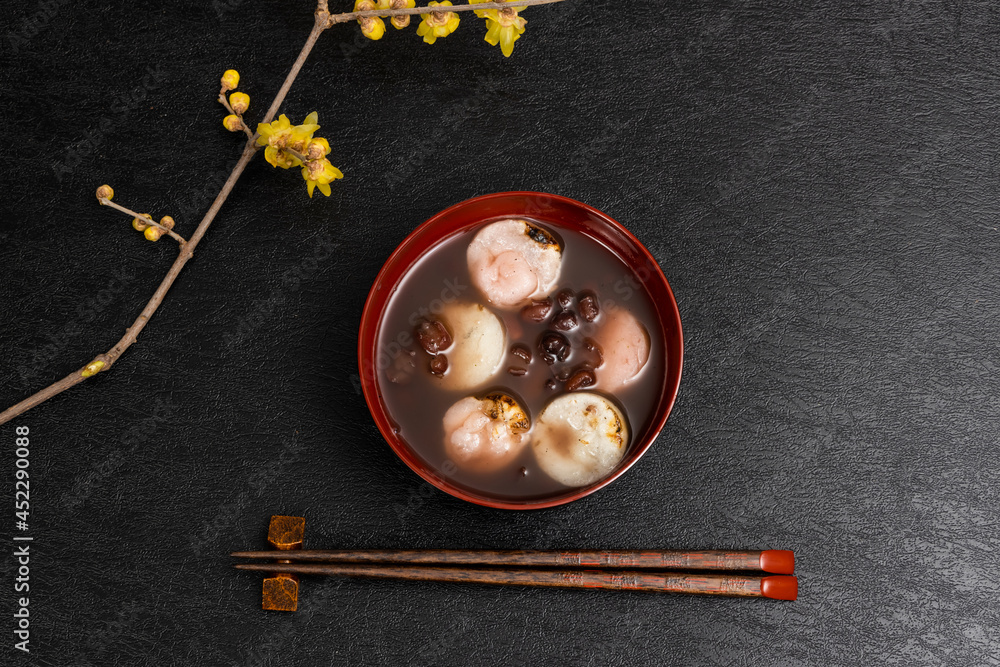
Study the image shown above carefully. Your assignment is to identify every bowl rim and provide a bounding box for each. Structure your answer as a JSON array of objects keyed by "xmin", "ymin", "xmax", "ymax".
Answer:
[{"xmin": 357, "ymin": 191, "xmax": 683, "ymax": 509}]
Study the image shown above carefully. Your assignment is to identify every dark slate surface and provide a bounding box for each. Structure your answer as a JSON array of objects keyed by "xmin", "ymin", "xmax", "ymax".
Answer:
[{"xmin": 2, "ymin": 0, "xmax": 999, "ymax": 664}]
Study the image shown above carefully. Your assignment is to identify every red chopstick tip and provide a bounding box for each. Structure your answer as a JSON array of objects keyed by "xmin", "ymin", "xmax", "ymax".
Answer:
[
  {"xmin": 760, "ymin": 576, "xmax": 797, "ymax": 601},
  {"xmin": 759, "ymin": 550, "xmax": 795, "ymax": 574}
]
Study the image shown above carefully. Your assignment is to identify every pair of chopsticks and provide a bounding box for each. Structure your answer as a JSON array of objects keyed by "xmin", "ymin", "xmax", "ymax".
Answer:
[{"xmin": 232, "ymin": 549, "xmax": 797, "ymax": 600}]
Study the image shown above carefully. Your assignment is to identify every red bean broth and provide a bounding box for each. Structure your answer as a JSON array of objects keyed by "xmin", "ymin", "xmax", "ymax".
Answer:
[{"xmin": 376, "ymin": 220, "xmax": 665, "ymax": 501}]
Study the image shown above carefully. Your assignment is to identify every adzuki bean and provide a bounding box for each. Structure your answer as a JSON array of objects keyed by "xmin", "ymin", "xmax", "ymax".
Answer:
[
  {"xmin": 578, "ymin": 292, "xmax": 600, "ymax": 322},
  {"xmin": 565, "ymin": 369, "xmax": 596, "ymax": 391},
  {"xmin": 415, "ymin": 320, "xmax": 452, "ymax": 354},
  {"xmin": 521, "ymin": 299, "xmax": 552, "ymax": 322},
  {"xmin": 429, "ymin": 355, "xmax": 448, "ymax": 376},
  {"xmin": 552, "ymin": 310, "xmax": 578, "ymax": 332},
  {"xmin": 510, "ymin": 344, "xmax": 532, "ymax": 363},
  {"xmin": 583, "ymin": 337, "xmax": 604, "ymax": 368},
  {"xmin": 539, "ymin": 331, "xmax": 571, "ymax": 363}
]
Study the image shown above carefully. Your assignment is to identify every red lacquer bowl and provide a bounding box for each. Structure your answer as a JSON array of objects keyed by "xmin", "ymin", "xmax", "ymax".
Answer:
[{"xmin": 357, "ymin": 192, "xmax": 683, "ymax": 509}]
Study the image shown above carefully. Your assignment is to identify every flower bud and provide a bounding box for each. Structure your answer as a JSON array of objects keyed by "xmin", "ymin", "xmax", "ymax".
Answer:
[
  {"xmin": 390, "ymin": 0, "xmax": 415, "ymax": 29},
  {"xmin": 81, "ymin": 359, "xmax": 105, "ymax": 378},
  {"xmin": 96, "ymin": 184, "xmax": 114, "ymax": 201},
  {"xmin": 356, "ymin": 0, "xmax": 386, "ymax": 40},
  {"xmin": 144, "ymin": 226, "xmax": 164, "ymax": 242},
  {"xmin": 221, "ymin": 69, "xmax": 240, "ymax": 91},
  {"xmin": 159, "ymin": 216, "xmax": 175, "ymax": 231},
  {"xmin": 229, "ymin": 92, "xmax": 250, "ymax": 114},
  {"xmin": 223, "ymin": 114, "xmax": 242, "ymax": 132},
  {"xmin": 132, "ymin": 214, "xmax": 152, "ymax": 232},
  {"xmin": 360, "ymin": 17, "xmax": 386, "ymax": 40}
]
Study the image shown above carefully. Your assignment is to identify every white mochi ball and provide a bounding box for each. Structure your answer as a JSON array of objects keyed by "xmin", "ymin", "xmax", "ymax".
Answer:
[
  {"xmin": 439, "ymin": 302, "xmax": 506, "ymax": 390},
  {"xmin": 532, "ymin": 392, "xmax": 629, "ymax": 487}
]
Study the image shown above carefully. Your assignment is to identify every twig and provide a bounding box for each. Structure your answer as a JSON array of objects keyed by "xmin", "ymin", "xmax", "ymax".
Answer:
[
  {"xmin": 262, "ymin": 10, "xmax": 329, "ymax": 127},
  {"xmin": 328, "ymin": 0, "xmax": 565, "ymax": 25},
  {"xmin": 0, "ymin": 10, "xmax": 332, "ymax": 426},
  {"xmin": 99, "ymin": 199, "xmax": 189, "ymax": 245},
  {"xmin": 285, "ymin": 147, "xmax": 309, "ymax": 163}
]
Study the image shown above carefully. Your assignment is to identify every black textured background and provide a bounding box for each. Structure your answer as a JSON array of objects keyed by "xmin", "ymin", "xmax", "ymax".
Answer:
[{"xmin": 2, "ymin": 0, "xmax": 999, "ymax": 665}]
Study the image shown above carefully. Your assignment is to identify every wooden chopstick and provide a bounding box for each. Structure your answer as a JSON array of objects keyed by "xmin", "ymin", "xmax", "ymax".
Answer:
[
  {"xmin": 233, "ymin": 562, "xmax": 797, "ymax": 599},
  {"xmin": 230, "ymin": 549, "xmax": 794, "ymax": 574}
]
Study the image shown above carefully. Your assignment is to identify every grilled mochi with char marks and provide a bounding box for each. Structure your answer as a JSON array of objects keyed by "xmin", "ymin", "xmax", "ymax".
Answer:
[
  {"xmin": 467, "ymin": 219, "xmax": 563, "ymax": 308},
  {"xmin": 532, "ymin": 392, "xmax": 629, "ymax": 487},
  {"xmin": 443, "ymin": 392, "xmax": 531, "ymax": 472}
]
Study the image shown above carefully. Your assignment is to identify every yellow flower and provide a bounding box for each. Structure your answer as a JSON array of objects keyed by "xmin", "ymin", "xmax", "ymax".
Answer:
[
  {"xmin": 471, "ymin": 0, "xmax": 527, "ymax": 57},
  {"xmin": 256, "ymin": 112, "xmax": 321, "ymax": 169},
  {"xmin": 470, "ymin": 0, "xmax": 490, "ymax": 18},
  {"xmin": 256, "ymin": 114, "xmax": 291, "ymax": 145},
  {"xmin": 257, "ymin": 112, "xmax": 339, "ymax": 196},
  {"xmin": 96, "ymin": 184, "xmax": 113, "ymax": 201},
  {"xmin": 470, "ymin": 0, "xmax": 527, "ymax": 17},
  {"xmin": 417, "ymin": 1, "xmax": 460, "ymax": 45},
  {"xmin": 301, "ymin": 157, "xmax": 344, "ymax": 198},
  {"xmin": 355, "ymin": 0, "xmax": 386, "ymax": 40},
  {"xmin": 221, "ymin": 69, "xmax": 240, "ymax": 91},
  {"xmin": 378, "ymin": 0, "xmax": 416, "ymax": 29},
  {"xmin": 223, "ymin": 114, "xmax": 242, "ymax": 132}
]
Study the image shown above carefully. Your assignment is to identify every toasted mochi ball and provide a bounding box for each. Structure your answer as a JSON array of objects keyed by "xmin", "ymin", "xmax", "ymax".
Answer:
[
  {"xmin": 443, "ymin": 393, "xmax": 531, "ymax": 472},
  {"xmin": 439, "ymin": 302, "xmax": 506, "ymax": 390},
  {"xmin": 597, "ymin": 309, "xmax": 650, "ymax": 391},
  {"xmin": 467, "ymin": 219, "xmax": 562, "ymax": 308},
  {"xmin": 533, "ymin": 393, "xmax": 629, "ymax": 487}
]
